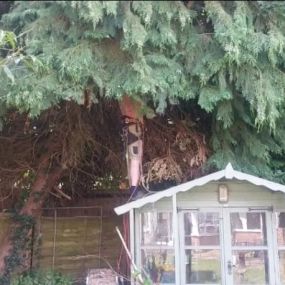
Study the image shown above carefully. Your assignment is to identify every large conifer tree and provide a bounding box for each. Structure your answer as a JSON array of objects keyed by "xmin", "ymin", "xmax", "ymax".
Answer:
[{"xmin": 1, "ymin": 1, "xmax": 284, "ymax": 179}]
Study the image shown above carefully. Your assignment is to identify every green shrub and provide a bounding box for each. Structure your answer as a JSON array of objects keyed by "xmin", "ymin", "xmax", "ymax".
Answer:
[{"xmin": 11, "ymin": 270, "xmax": 73, "ymax": 285}]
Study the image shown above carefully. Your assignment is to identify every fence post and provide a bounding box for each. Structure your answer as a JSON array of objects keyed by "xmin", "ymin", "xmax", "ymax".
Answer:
[{"xmin": 52, "ymin": 209, "xmax": 57, "ymax": 270}]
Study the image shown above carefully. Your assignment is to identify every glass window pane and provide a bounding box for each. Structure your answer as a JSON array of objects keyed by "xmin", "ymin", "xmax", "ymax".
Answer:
[
  {"xmin": 141, "ymin": 212, "xmax": 173, "ymax": 246},
  {"xmin": 232, "ymin": 250, "xmax": 269, "ymax": 285},
  {"xmin": 185, "ymin": 249, "xmax": 221, "ymax": 284},
  {"xmin": 230, "ymin": 213, "xmax": 267, "ymax": 246},
  {"xmin": 279, "ymin": 251, "xmax": 285, "ymax": 284},
  {"xmin": 277, "ymin": 213, "xmax": 285, "ymax": 246},
  {"xmin": 184, "ymin": 212, "xmax": 220, "ymax": 246},
  {"xmin": 141, "ymin": 249, "xmax": 175, "ymax": 284}
]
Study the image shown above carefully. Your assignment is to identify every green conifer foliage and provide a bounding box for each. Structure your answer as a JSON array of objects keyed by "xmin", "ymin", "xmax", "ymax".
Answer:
[{"xmin": 1, "ymin": 1, "xmax": 285, "ymax": 182}]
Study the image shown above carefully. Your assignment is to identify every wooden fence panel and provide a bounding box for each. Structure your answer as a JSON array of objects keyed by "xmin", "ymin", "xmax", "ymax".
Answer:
[
  {"xmin": 0, "ymin": 207, "xmax": 123, "ymax": 284},
  {"xmin": 0, "ymin": 214, "xmax": 10, "ymax": 244}
]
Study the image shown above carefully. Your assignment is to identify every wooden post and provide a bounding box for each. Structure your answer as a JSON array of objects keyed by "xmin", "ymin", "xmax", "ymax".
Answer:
[
  {"xmin": 52, "ymin": 209, "xmax": 57, "ymax": 270},
  {"xmin": 173, "ymin": 194, "xmax": 180, "ymax": 284},
  {"xmin": 129, "ymin": 209, "xmax": 135, "ymax": 284},
  {"xmin": 115, "ymin": 226, "xmax": 144, "ymax": 284}
]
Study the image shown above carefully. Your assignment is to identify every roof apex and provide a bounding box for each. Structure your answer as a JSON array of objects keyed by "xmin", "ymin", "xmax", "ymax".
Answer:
[
  {"xmin": 114, "ymin": 162, "xmax": 285, "ymax": 215},
  {"xmin": 225, "ymin": 163, "xmax": 234, "ymax": 179}
]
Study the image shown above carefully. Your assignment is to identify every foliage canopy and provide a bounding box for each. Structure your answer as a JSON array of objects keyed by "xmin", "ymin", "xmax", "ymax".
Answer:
[{"xmin": 1, "ymin": 1, "xmax": 285, "ymax": 182}]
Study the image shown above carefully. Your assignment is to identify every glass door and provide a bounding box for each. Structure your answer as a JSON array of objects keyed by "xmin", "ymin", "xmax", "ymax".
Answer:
[
  {"xmin": 180, "ymin": 208, "xmax": 276, "ymax": 285},
  {"xmin": 180, "ymin": 209, "xmax": 223, "ymax": 285},
  {"xmin": 223, "ymin": 209, "xmax": 274, "ymax": 285},
  {"xmin": 273, "ymin": 212, "xmax": 285, "ymax": 285}
]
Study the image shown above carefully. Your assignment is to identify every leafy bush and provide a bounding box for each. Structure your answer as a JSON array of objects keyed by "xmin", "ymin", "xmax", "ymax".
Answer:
[{"xmin": 11, "ymin": 270, "xmax": 73, "ymax": 285}]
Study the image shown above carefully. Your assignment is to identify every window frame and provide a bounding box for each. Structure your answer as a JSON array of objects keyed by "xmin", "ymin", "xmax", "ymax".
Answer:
[
  {"xmin": 273, "ymin": 210, "xmax": 285, "ymax": 285},
  {"xmin": 137, "ymin": 209, "xmax": 176, "ymax": 285},
  {"xmin": 179, "ymin": 209, "xmax": 223, "ymax": 285}
]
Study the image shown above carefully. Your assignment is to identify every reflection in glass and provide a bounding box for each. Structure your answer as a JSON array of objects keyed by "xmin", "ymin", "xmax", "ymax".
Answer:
[
  {"xmin": 141, "ymin": 249, "xmax": 175, "ymax": 284},
  {"xmin": 279, "ymin": 251, "xmax": 285, "ymax": 285},
  {"xmin": 230, "ymin": 212, "xmax": 267, "ymax": 246},
  {"xmin": 276, "ymin": 213, "xmax": 285, "ymax": 246},
  {"xmin": 184, "ymin": 212, "xmax": 220, "ymax": 246},
  {"xmin": 232, "ymin": 250, "xmax": 269, "ymax": 285},
  {"xmin": 277, "ymin": 214, "xmax": 285, "ymax": 284},
  {"xmin": 185, "ymin": 249, "xmax": 221, "ymax": 284},
  {"xmin": 141, "ymin": 212, "xmax": 173, "ymax": 246}
]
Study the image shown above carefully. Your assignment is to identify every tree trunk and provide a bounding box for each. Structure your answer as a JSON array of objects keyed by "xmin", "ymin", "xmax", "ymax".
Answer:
[
  {"xmin": 119, "ymin": 95, "xmax": 144, "ymax": 190},
  {"xmin": 0, "ymin": 158, "xmax": 63, "ymax": 278}
]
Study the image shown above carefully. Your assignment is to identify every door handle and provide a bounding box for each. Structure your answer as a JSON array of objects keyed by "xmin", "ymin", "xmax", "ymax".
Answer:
[{"xmin": 227, "ymin": 260, "xmax": 235, "ymax": 275}]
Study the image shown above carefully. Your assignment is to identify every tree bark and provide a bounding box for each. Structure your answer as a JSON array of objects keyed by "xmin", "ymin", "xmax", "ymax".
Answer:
[
  {"xmin": 0, "ymin": 158, "xmax": 63, "ymax": 277},
  {"xmin": 119, "ymin": 95, "xmax": 144, "ymax": 189}
]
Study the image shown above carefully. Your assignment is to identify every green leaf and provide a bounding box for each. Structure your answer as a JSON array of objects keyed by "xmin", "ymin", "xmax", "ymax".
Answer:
[
  {"xmin": 3, "ymin": 65, "xmax": 15, "ymax": 83},
  {"xmin": 198, "ymin": 87, "xmax": 232, "ymax": 112}
]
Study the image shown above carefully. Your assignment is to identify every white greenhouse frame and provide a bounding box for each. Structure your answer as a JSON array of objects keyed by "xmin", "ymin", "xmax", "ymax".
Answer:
[{"xmin": 115, "ymin": 163, "xmax": 285, "ymax": 285}]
